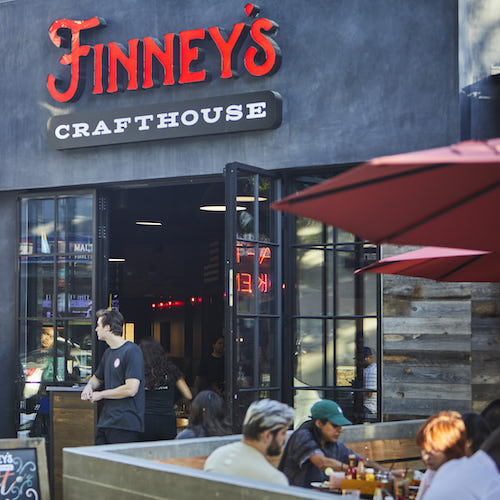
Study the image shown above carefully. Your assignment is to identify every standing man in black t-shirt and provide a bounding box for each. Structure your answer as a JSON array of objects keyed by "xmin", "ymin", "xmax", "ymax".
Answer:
[{"xmin": 81, "ymin": 309, "xmax": 145, "ymax": 444}]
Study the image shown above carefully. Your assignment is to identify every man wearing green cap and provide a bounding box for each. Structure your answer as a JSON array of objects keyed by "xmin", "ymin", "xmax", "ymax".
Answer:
[{"xmin": 279, "ymin": 399, "xmax": 385, "ymax": 488}]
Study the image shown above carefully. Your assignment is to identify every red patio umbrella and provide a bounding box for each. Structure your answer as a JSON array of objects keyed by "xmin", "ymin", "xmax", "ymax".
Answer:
[
  {"xmin": 354, "ymin": 246, "xmax": 500, "ymax": 282},
  {"xmin": 271, "ymin": 139, "xmax": 500, "ymax": 251}
]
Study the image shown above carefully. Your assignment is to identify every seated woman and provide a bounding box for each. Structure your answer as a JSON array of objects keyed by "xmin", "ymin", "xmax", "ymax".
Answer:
[
  {"xmin": 415, "ymin": 411, "xmax": 468, "ymax": 500},
  {"xmin": 176, "ymin": 390, "xmax": 232, "ymax": 439},
  {"xmin": 140, "ymin": 337, "xmax": 192, "ymax": 441},
  {"xmin": 462, "ymin": 412, "xmax": 491, "ymax": 456},
  {"xmin": 279, "ymin": 399, "xmax": 387, "ymax": 488}
]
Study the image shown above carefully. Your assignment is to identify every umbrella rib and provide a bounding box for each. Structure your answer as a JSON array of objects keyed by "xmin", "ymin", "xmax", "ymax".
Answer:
[
  {"xmin": 286, "ymin": 163, "xmax": 451, "ymax": 204},
  {"xmin": 358, "ymin": 259, "xmax": 427, "ymax": 275},
  {"xmin": 384, "ymin": 180, "xmax": 500, "ymax": 244},
  {"xmin": 437, "ymin": 254, "xmax": 483, "ymax": 281}
]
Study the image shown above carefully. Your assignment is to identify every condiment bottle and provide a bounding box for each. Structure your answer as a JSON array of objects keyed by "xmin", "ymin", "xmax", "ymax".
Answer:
[
  {"xmin": 357, "ymin": 457, "xmax": 365, "ymax": 479},
  {"xmin": 365, "ymin": 468, "xmax": 375, "ymax": 481},
  {"xmin": 346, "ymin": 454, "xmax": 357, "ymax": 480},
  {"xmin": 395, "ymin": 483, "xmax": 406, "ymax": 500},
  {"xmin": 372, "ymin": 487, "xmax": 383, "ymax": 500}
]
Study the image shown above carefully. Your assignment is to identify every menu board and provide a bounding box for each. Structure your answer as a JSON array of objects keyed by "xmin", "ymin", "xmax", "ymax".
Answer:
[{"xmin": 0, "ymin": 439, "xmax": 49, "ymax": 500}]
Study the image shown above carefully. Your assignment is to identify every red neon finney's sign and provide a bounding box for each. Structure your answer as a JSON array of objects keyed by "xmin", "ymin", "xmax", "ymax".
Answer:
[{"xmin": 47, "ymin": 4, "xmax": 281, "ymax": 103}]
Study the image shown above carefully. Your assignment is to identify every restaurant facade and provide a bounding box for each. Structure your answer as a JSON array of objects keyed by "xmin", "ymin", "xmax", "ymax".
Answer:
[{"xmin": 0, "ymin": 0, "xmax": 498, "ymax": 438}]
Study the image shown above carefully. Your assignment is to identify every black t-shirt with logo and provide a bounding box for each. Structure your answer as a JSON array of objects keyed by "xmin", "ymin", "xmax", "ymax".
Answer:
[{"xmin": 94, "ymin": 341, "xmax": 145, "ymax": 432}]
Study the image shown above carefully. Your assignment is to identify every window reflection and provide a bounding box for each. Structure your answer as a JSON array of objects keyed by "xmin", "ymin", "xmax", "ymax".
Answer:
[
  {"xmin": 294, "ymin": 318, "xmax": 327, "ymax": 387},
  {"xmin": 18, "ymin": 195, "xmax": 94, "ymax": 438}
]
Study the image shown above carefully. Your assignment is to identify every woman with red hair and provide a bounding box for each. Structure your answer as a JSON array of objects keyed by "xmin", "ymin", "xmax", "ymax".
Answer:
[{"xmin": 415, "ymin": 411, "xmax": 468, "ymax": 499}]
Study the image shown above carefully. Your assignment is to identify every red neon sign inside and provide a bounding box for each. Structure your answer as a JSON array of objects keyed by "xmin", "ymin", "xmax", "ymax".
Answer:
[
  {"xmin": 236, "ymin": 272, "xmax": 271, "ymax": 294},
  {"xmin": 236, "ymin": 245, "xmax": 271, "ymax": 264},
  {"xmin": 236, "ymin": 244, "xmax": 272, "ymax": 294},
  {"xmin": 47, "ymin": 6, "xmax": 281, "ymax": 103}
]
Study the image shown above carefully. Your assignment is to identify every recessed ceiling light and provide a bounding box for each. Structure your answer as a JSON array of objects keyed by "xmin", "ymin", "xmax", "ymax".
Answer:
[
  {"xmin": 135, "ymin": 221, "xmax": 163, "ymax": 226},
  {"xmin": 109, "ymin": 258, "xmax": 125, "ymax": 262},
  {"xmin": 199, "ymin": 205, "xmax": 247, "ymax": 212},
  {"xmin": 236, "ymin": 196, "xmax": 267, "ymax": 202}
]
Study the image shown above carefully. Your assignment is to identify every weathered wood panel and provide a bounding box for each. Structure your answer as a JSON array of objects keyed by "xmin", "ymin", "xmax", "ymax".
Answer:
[
  {"xmin": 471, "ymin": 352, "xmax": 500, "ymax": 384},
  {"xmin": 384, "ymin": 334, "xmax": 470, "ymax": 352},
  {"xmin": 384, "ymin": 299, "xmax": 470, "ymax": 318},
  {"xmin": 383, "ymin": 383, "xmax": 470, "ymax": 401},
  {"xmin": 383, "ymin": 317, "xmax": 471, "ymax": 334},
  {"xmin": 382, "ymin": 251, "xmax": 473, "ymax": 419},
  {"xmin": 384, "ymin": 365, "xmax": 470, "ymax": 385},
  {"xmin": 383, "ymin": 275, "xmax": 472, "ymax": 300},
  {"xmin": 384, "ymin": 398, "xmax": 472, "ymax": 415},
  {"xmin": 471, "ymin": 384, "xmax": 500, "ymax": 414},
  {"xmin": 380, "ymin": 250, "xmax": 500, "ymax": 420},
  {"xmin": 469, "ymin": 283, "xmax": 500, "ymax": 301},
  {"xmin": 471, "ymin": 318, "xmax": 500, "ymax": 351},
  {"xmin": 384, "ymin": 351, "xmax": 470, "ymax": 365},
  {"xmin": 471, "ymin": 283, "xmax": 500, "ymax": 415}
]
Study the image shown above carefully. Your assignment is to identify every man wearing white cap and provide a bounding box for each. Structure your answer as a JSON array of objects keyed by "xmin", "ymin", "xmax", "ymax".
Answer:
[{"xmin": 204, "ymin": 399, "xmax": 295, "ymax": 485}]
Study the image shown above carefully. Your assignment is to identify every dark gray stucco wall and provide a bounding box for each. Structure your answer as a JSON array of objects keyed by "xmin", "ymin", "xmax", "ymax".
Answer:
[
  {"xmin": 0, "ymin": 0, "xmax": 459, "ymax": 191},
  {"xmin": 0, "ymin": 193, "xmax": 18, "ymax": 437}
]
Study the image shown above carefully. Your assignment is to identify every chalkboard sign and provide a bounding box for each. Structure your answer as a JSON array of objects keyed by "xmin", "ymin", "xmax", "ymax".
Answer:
[{"xmin": 0, "ymin": 438, "xmax": 50, "ymax": 500}]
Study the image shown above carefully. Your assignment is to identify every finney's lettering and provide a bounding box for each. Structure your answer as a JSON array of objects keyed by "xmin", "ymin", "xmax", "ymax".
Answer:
[{"xmin": 47, "ymin": 6, "xmax": 281, "ymax": 102}]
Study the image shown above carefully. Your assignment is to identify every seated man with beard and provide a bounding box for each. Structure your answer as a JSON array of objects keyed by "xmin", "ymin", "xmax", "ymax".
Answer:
[
  {"xmin": 279, "ymin": 399, "xmax": 388, "ymax": 487},
  {"xmin": 204, "ymin": 399, "xmax": 295, "ymax": 485}
]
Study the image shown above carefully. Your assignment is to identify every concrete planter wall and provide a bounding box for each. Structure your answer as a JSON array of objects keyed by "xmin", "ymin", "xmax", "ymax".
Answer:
[{"xmin": 63, "ymin": 420, "xmax": 424, "ymax": 500}]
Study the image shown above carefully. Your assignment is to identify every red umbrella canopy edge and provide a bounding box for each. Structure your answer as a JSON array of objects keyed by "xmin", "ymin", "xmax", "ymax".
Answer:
[
  {"xmin": 355, "ymin": 246, "xmax": 500, "ymax": 282},
  {"xmin": 271, "ymin": 139, "xmax": 500, "ymax": 251}
]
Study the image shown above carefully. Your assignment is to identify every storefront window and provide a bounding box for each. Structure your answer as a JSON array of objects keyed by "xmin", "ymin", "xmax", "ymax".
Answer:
[
  {"xmin": 18, "ymin": 194, "xmax": 94, "ymax": 438},
  {"xmin": 292, "ymin": 212, "xmax": 381, "ymax": 425}
]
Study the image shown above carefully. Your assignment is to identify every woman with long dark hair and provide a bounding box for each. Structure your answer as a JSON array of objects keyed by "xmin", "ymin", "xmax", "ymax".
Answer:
[
  {"xmin": 462, "ymin": 412, "xmax": 491, "ymax": 456},
  {"xmin": 139, "ymin": 337, "xmax": 192, "ymax": 441},
  {"xmin": 176, "ymin": 390, "xmax": 232, "ymax": 439}
]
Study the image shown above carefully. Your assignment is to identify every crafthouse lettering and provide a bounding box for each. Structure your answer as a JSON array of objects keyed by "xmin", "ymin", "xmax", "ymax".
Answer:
[{"xmin": 47, "ymin": 6, "xmax": 281, "ymax": 103}]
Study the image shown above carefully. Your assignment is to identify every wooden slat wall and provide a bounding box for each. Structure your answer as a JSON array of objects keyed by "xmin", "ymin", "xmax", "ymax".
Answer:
[
  {"xmin": 382, "ymin": 245, "xmax": 473, "ymax": 419},
  {"xmin": 471, "ymin": 283, "xmax": 500, "ymax": 413}
]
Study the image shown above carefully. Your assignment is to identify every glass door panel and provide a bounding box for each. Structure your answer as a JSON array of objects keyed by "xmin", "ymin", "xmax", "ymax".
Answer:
[{"xmin": 225, "ymin": 163, "xmax": 281, "ymax": 428}]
